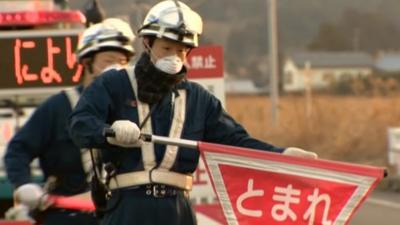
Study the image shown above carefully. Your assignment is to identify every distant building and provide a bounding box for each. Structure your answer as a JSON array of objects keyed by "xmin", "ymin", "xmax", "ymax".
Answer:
[
  {"xmin": 374, "ymin": 52, "xmax": 400, "ymax": 73},
  {"xmin": 225, "ymin": 78, "xmax": 268, "ymax": 94},
  {"xmin": 283, "ymin": 51, "xmax": 373, "ymax": 92}
]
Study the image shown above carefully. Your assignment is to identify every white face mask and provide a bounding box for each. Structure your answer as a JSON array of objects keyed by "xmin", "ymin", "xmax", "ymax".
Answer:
[
  {"xmin": 92, "ymin": 63, "xmax": 126, "ymax": 78},
  {"xmin": 154, "ymin": 55, "xmax": 184, "ymax": 74},
  {"xmin": 101, "ymin": 63, "xmax": 125, "ymax": 73}
]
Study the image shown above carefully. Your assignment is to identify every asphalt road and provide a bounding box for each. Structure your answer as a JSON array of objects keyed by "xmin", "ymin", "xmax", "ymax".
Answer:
[{"xmin": 350, "ymin": 190, "xmax": 400, "ymax": 225}]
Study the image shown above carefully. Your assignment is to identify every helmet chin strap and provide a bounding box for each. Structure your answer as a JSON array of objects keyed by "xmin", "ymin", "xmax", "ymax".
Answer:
[
  {"xmin": 83, "ymin": 58, "xmax": 103, "ymax": 87},
  {"xmin": 143, "ymin": 41, "xmax": 158, "ymax": 64}
]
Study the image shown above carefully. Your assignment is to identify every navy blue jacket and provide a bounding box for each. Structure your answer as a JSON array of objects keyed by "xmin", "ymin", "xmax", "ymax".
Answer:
[
  {"xmin": 68, "ymin": 69, "xmax": 284, "ymax": 175},
  {"xmin": 4, "ymin": 87, "xmax": 88, "ymax": 195}
]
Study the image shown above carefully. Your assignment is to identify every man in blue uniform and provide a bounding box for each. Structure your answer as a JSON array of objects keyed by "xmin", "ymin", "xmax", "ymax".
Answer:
[
  {"xmin": 68, "ymin": 1, "xmax": 317, "ymax": 225},
  {"xmin": 4, "ymin": 18, "xmax": 135, "ymax": 225}
]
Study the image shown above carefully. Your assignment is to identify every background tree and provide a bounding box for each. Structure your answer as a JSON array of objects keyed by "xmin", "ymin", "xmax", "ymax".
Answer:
[{"xmin": 308, "ymin": 9, "xmax": 400, "ymax": 52}]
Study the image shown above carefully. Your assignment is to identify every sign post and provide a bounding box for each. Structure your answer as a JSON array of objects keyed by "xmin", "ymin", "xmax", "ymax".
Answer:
[
  {"xmin": 186, "ymin": 45, "xmax": 225, "ymax": 106},
  {"xmin": 387, "ymin": 127, "xmax": 400, "ymax": 175},
  {"xmin": 185, "ymin": 46, "xmax": 226, "ymax": 224}
]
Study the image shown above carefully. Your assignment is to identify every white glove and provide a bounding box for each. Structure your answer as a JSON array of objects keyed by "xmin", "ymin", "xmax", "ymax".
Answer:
[
  {"xmin": 14, "ymin": 183, "xmax": 50, "ymax": 210},
  {"xmin": 107, "ymin": 120, "xmax": 142, "ymax": 148},
  {"xmin": 283, "ymin": 147, "xmax": 318, "ymax": 159},
  {"xmin": 4, "ymin": 204, "xmax": 34, "ymax": 222}
]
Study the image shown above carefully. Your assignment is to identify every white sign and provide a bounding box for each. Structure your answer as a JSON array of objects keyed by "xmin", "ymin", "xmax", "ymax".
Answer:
[
  {"xmin": 387, "ymin": 127, "xmax": 400, "ymax": 175},
  {"xmin": 0, "ymin": 108, "xmax": 35, "ymax": 173}
]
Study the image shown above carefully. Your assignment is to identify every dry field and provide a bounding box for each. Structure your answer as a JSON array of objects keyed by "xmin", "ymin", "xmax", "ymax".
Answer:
[{"xmin": 225, "ymin": 94, "xmax": 400, "ymax": 169}]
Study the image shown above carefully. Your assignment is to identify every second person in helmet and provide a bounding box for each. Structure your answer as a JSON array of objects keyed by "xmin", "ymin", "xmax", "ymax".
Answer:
[
  {"xmin": 68, "ymin": 1, "xmax": 317, "ymax": 225},
  {"xmin": 77, "ymin": 18, "xmax": 136, "ymax": 86},
  {"xmin": 4, "ymin": 18, "xmax": 135, "ymax": 225}
]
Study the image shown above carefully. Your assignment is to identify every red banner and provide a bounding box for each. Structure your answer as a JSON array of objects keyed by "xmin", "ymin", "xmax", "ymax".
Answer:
[
  {"xmin": 0, "ymin": 222, "xmax": 32, "ymax": 225},
  {"xmin": 48, "ymin": 194, "xmax": 95, "ymax": 212},
  {"xmin": 199, "ymin": 142, "xmax": 385, "ymax": 225},
  {"xmin": 195, "ymin": 204, "xmax": 227, "ymax": 225}
]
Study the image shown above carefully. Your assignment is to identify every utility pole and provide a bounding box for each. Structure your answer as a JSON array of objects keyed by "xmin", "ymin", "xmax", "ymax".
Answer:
[
  {"xmin": 304, "ymin": 61, "xmax": 313, "ymax": 119},
  {"xmin": 268, "ymin": 0, "xmax": 279, "ymax": 126},
  {"xmin": 353, "ymin": 27, "xmax": 360, "ymax": 51}
]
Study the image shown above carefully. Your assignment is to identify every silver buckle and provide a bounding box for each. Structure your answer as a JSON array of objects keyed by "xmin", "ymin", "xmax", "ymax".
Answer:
[{"xmin": 152, "ymin": 184, "xmax": 167, "ymax": 198}]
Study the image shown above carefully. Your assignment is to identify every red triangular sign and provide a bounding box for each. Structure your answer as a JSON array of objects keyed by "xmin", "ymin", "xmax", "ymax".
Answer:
[{"xmin": 199, "ymin": 142, "xmax": 385, "ymax": 225}]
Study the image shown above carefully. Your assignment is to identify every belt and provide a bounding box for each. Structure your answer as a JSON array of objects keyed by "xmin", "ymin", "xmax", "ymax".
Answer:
[
  {"xmin": 108, "ymin": 170, "xmax": 193, "ymax": 191},
  {"xmin": 126, "ymin": 184, "xmax": 188, "ymax": 198}
]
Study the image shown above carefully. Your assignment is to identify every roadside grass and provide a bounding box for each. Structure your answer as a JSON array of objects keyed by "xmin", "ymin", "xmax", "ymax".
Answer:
[{"xmin": 226, "ymin": 93, "xmax": 400, "ymax": 170}]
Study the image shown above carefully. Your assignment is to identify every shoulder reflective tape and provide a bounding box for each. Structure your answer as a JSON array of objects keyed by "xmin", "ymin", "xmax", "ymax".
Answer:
[{"xmin": 126, "ymin": 67, "xmax": 156, "ymax": 169}]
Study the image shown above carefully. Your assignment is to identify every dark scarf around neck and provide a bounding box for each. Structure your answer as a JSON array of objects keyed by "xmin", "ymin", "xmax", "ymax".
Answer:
[{"xmin": 134, "ymin": 52, "xmax": 186, "ymax": 104}]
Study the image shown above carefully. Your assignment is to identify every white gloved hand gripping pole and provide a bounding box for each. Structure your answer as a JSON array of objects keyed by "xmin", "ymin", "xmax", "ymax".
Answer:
[
  {"xmin": 103, "ymin": 128, "xmax": 198, "ymax": 149},
  {"xmin": 106, "ymin": 120, "xmax": 143, "ymax": 147},
  {"xmin": 14, "ymin": 183, "xmax": 49, "ymax": 210},
  {"xmin": 283, "ymin": 147, "xmax": 318, "ymax": 159}
]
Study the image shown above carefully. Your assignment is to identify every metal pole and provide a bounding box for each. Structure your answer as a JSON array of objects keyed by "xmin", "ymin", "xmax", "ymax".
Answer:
[
  {"xmin": 304, "ymin": 61, "xmax": 312, "ymax": 119},
  {"xmin": 103, "ymin": 128, "xmax": 198, "ymax": 149},
  {"xmin": 142, "ymin": 134, "xmax": 198, "ymax": 149},
  {"xmin": 268, "ymin": 0, "xmax": 279, "ymax": 126}
]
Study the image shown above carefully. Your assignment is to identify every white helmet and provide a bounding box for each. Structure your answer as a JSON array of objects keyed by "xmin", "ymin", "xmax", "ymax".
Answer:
[
  {"xmin": 76, "ymin": 18, "xmax": 136, "ymax": 62},
  {"xmin": 138, "ymin": 0, "xmax": 203, "ymax": 47}
]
